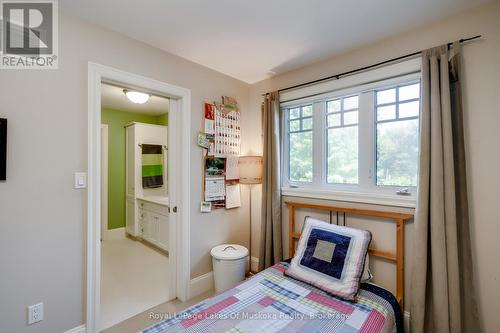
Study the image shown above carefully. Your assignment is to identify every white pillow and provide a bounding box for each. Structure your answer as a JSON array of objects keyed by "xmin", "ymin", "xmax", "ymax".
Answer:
[{"xmin": 285, "ymin": 217, "xmax": 371, "ymax": 301}]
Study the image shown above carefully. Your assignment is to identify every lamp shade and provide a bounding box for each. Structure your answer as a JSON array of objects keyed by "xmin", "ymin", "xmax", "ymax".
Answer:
[{"xmin": 239, "ymin": 156, "xmax": 263, "ymax": 184}]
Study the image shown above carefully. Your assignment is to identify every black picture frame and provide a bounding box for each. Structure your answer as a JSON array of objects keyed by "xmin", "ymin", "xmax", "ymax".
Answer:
[{"xmin": 0, "ymin": 118, "xmax": 7, "ymax": 181}]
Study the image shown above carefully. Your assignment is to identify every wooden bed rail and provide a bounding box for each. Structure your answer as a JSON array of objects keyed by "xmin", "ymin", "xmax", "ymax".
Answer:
[{"xmin": 285, "ymin": 201, "xmax": 414, "ymax": 307}]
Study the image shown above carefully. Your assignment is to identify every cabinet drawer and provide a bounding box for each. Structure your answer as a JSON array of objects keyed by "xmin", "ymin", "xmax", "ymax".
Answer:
[{"xmin": 137, "ymin": 200, "xmax": 169, "ymax": 216}]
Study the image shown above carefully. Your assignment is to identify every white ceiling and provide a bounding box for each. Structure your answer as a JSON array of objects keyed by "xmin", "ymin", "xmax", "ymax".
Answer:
[
  {"xmin": 62, "ymin": 0, "xmax": 489, "ymax": 83},
  {"xmin": 101, "ymin": 83, "xmax": 169, "ymax": 115}
]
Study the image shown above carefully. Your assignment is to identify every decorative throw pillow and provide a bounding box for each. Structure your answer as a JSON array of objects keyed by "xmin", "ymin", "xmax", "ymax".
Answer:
[{"xmin": 285, "ymin": 217, "xmax": 371, "ymax": 301}]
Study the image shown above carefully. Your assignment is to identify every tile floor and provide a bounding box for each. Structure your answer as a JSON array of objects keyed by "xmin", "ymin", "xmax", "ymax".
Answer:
[{"xmin": 100, "ymin": 237, "xmax": 170, "ymax": 330}]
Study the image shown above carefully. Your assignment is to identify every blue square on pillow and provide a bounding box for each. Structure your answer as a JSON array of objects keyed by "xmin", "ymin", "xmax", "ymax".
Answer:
[{"xmin": 299, "ymin": 228, "xmax": 351, "ymax": 279}]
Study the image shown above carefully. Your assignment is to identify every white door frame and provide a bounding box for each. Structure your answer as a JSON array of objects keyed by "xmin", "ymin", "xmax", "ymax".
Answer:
[
  {"xmin": 87, "ymin": 62, "xmax": 191, "ymax": 333},
  {"xmin": 100, "ymin": 124, "xmax": 108, "ymax": 240}
]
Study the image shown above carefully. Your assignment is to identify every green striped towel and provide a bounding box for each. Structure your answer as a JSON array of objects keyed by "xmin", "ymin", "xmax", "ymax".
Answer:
[{"xmin": 141, "ymin": 144, "xmax": 163, "ymax": 188}]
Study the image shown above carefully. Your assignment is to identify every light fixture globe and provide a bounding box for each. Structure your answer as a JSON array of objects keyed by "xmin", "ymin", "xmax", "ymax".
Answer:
[{"xmin": 123, "ymin": 89, "xmax": 150, "ymax": 104}]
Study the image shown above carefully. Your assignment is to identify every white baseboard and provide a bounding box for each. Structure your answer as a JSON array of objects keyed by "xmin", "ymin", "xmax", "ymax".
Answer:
[
  {"xmin": 63, "ymin": 324, "xmax": 86, "ymax": 333},
  {"xmin": 190, "ymin": 256, "xmax": 259, "ymax": 299},
  {"xmin": 190, "ymin": 271, "xmax": 214, "ymax": 299},
  {"xmin": 404, "ymin": 311, "xmax": 410, "ymax": 333},
  {"xmin": 102, "ymin": 227, "xmax": 125, "ymax": 241}
]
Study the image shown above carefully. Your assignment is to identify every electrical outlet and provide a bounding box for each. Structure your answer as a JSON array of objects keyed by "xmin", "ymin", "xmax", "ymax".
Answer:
[{"xmin": 28, "ymin": 303, "xmax": 43, "ymax": 325}]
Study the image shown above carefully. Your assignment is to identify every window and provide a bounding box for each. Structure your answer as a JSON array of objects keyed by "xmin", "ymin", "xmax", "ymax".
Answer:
[
  {"xmin": 287, "ymin": 105, "xmax": 313, "ymax": 182},
  {"xmin": 326, "ymin": 96, "xmax": 359, "ymax": 184},
  {"xmin": 282, "ymin": 75, "xmax": 421, "ymax": 203},
  {"xmin": 376, "ymin": 83, "xmax": 420, "ymax": 186}
]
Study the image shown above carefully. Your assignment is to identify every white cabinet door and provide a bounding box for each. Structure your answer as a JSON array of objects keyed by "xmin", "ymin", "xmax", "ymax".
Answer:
[
  {"xmin": 144, "ymin": 212, "xmax": 155, "ymax": 244},
  {"xmin": 138, "ymin": 208, "xmax": 145, "ymax": 237},
  {"xmin": 138, "ymin": 203, "xmax": 168, "ymax": 252},
  {"xmin": 150, "ymin": 213, "xmax": 161, "ymax": 246},
  {"xmin": 158, "ymin": 214, "xmax": 169, "ymax": 251},
  {"xmin": 126, "ymin": 197, "xmax": 136, "ymax": 236},
  {"xmin": 125, "ymin": 126, "xmax": 136, "ymax": 197}
]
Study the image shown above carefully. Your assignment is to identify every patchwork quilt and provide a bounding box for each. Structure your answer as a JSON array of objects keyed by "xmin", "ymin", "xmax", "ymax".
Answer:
[{"xmin": 142, "ymin": 262, "xmax": 404, "ymax": 333}]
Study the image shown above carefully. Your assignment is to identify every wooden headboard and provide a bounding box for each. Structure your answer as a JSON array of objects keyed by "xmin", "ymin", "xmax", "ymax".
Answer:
[{"xmin": 285, "ymin": 201, "xmax": 413, "ymax": 307}]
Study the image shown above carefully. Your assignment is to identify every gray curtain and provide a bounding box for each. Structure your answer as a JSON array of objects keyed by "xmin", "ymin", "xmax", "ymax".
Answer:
[
  {"xmin": 259, "ymin": 91, "xmax": 283, "ymax": 271},
  {"xmin": 411, "ymin": 42, "xmax": 480, "ymax": 333}
]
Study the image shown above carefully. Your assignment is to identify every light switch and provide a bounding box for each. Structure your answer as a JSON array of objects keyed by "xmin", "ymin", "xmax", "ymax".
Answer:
[{"xmin": 74, "ymin": 172, "xmax": 87, "ymax": 189}]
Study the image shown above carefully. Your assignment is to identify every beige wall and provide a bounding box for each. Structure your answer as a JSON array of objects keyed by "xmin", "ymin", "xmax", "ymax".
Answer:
[
  {"xmin": 0, "ymin": 14, "xmax": 251, "ymax": 333},
  {"xmin": 248, "ymin": 2, "xmax": 500, "ymax": 332},
  {"xmin": 0, "ymin": 2, "xmax": 499, "ymax": 332}
]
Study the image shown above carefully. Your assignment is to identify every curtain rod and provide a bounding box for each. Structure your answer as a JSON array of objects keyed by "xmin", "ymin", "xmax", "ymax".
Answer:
[{"xmin": 262, "ymin": 35, "xmax": 482, "ymax": 96}]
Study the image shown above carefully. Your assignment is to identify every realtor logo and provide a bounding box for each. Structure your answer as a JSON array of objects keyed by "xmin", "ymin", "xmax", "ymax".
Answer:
[{"xmin": 0, "ymin": 0, "xmax": 58, "ymax": 69}]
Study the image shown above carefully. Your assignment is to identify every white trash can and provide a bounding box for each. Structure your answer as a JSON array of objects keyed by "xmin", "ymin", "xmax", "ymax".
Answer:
[{"xmin": 211, "ymin": 244, "xmax": 248, "ymax": 292}]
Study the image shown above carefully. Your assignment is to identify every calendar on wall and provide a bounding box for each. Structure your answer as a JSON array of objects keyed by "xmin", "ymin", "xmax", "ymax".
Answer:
[{"xmin": 199, "ymin": 97, "xmax": 242, "ymax": 211}]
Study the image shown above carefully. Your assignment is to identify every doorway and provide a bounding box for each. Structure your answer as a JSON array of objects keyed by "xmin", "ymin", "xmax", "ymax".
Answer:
[
  {"xmin": 87, "ymin": 63, "xmax": 191, "ymax": 333},
  {"xmin": 100, "ymin": 83, "xmax": 172, "ymax": 330}
]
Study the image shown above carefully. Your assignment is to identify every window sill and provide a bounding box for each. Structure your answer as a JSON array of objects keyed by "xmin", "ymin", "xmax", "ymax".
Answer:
[{"xmin": 281, "ymin": 187, "xmax": 416, "ymax": 208}]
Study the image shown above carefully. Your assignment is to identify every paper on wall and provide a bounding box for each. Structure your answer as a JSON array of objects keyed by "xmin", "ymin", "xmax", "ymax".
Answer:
[
  {"xmin": 225, "ymin": 184, "xmax": 241, "ymax": 209},
  {"xmin": 197, "ymin": 131, "xmax": 210, "ymax": 148},
  {"xmin": 208, "ymin": 142, "xmax": 215, "ymax": 155},
  {"xmin": 204, "ymin": 119, "xmax": 215, "ymax": 135},
  {"xmin": 225, "ymin": 155, "xmax": 239, "ymax": 180},
  {"xmin": 200, "ymin": 201, "xmax": 211, "ymax": 213}
]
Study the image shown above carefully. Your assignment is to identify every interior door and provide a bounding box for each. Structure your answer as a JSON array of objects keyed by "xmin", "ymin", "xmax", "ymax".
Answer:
[{"xmin": 167, "ymin": 98, "xmax": 178, "ymax": 301}]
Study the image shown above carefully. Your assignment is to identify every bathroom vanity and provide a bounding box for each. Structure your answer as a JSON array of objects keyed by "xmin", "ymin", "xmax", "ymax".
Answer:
[{"xmin": 137, "ymin": 196, "xmax": 169, "ymax": 252}]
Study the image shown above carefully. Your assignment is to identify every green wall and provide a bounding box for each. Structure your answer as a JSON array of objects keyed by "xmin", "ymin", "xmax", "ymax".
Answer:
[{"xmin": 102, "ymin": 108, "xmax": 168, "ymax": 230}]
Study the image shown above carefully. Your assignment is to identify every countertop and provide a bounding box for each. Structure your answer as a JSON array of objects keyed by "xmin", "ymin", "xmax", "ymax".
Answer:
[{"xmin": 136, "ymin": 196, "xmax": 169, "ymax": 207}]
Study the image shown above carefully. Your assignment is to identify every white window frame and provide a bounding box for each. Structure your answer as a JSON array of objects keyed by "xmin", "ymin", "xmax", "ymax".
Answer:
[
  {"xmin": 285, "ymin": 104, "xmax": 314, "ymax": 184},
  {"xmin": 281, "ymin": 66, "xmax": 421, "ymax": 208},
  {"xmin": 374, "ymin": 81, "xmax": 421, "ymax": 188}
]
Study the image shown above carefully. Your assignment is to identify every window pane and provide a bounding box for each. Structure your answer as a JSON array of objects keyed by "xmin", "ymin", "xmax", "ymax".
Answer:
[
  {"xmin": 327, "ymin": 100, "xmax": 341, "ymax": 113},
  {"xmin": 289, "ymin": 108, "xmax": 300, "ymax": 119},
  {"xmin": 289, "ymin": 119, "xmax": 300, "ymax": 132},
  {"xmin": 289, "ymin": 131, "xmax": 313, "ymax": 182},
  {"xmin": 302, "ymin": 117, "xmax": 312, "ymax": 130},
  {"xmin": 343, "ymin": 96, "xmax": 359, "ymax": 110},
  {"xmin": 327, "ymin": 127, "xmax": 358, "ymax": 184},
  {"xmin": 343, "ymin": 111, "xmax": 358, "ymax": 125},
  {"xmin": 399, "ymin": 101, "xmax": 420, "ymax": 118},
  {"xmin": 377, "ymin": 119, "xmax": 419, "ymax": 186},
  {"xmin": 302, "ymin": 105, "xmax": 313, "ymax": 117},
  {"xmin": 328, "ymin": 113, "xmax": 341, "ymax": 127},
  {"xmin": 399, "ymin": 83, "xmax": 420, "ymax": 101},
  {"xmin": 377, "ymin": 105, "xmax": 396, "ymax": 121},
  {"xmin": 377, "ymin": 88, "xmax": 396, "ymax": 104}
]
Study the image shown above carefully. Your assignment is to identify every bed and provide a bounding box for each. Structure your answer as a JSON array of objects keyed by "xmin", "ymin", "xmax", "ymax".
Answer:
[
  {"xmin": 142, "ymin": 202, "xmax": 412, "ymax": 333},
  {"xmin": 142, "ymin": 262, "xmax": 403, "ymax": 333}
]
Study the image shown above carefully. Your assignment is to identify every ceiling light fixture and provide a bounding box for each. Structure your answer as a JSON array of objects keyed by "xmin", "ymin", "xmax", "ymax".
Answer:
[{"xmin": 123, "ymin": 89, "xmax": 150, "ymax": 104}]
